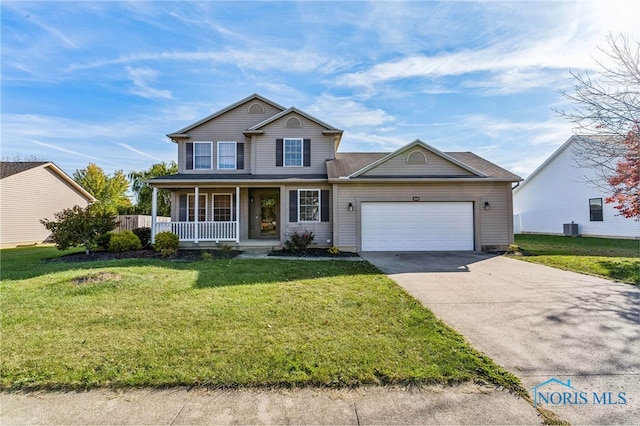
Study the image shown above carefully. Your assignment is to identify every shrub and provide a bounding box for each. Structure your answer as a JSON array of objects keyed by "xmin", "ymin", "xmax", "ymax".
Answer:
[
  {"xmin": 284, "ymin": 230, "xmax": 315, "ymax": 252},
  {"xmin": 154, "ymin": 231, "xmax": 179, "ymax": 257},
  {"xmin": 96, "ymin": 232, "xmax": 115, "ymax": 251},
  {"xmin": 328, "ymin": 246, "xmax": 341, "ymax": 256},
  {"xmin": 40, "ymin": 205, "xmax": 118, "ymax": 255},
  {"xmin": 108, "ymin": 230, "xmax": 141, "ymax": 253},
  {"xmin": 132, "ymin": 227, "xmax": 151, "ymax": 247}
]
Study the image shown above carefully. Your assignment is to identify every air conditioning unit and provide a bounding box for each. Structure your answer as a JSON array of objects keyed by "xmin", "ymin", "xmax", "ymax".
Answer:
[{"xmin": 563, "ymin": 222, "xmax": 580, "ymax": 237}]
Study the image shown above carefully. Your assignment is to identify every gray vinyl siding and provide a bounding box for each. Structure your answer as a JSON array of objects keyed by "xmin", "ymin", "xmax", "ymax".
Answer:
[
  {"xmin": 255, "ymin": 114, "xmax": 336, "ymax": 175},
  {"xmin": 362, "ymin": 147, "xmax": 474, "ymax": 177},
  {"xmin": 178, "ymin": 100, "xmax": 282, "ymax": 174},
  {"xmin": 282, "ymin": 183, "xmax": 333, "ymax": 246},
  {"xmin": 0, "ymin": 166, "xmax": 92, "ymax": 247},
  {"xmin": 334, "ymin": 182, "xmax": 513, "ymax": 252}
]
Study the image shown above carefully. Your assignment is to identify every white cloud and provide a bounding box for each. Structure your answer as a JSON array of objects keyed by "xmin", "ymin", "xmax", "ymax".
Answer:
[
  {"xmin": 115, "ymin": 143, "xmax": 162, "ymax": 162},
  {"xmin": 126, "ymin": 66, "xmax": 173, "ymax": 100},
  {"xmin": 306, "ymin": 95, "xmax": 394, "ymax": 128},
  {"xmin": 30, "ymin": 140, "xmax": 115, "ymax": 164}
]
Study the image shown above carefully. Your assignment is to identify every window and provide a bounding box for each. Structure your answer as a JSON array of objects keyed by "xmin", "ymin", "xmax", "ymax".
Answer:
[
  {"xmin": 213, "ymin": 194, "xmax": 232, "ymax": 222},
  {"xmin": 194, "ymin": 142, "xmax": 212, "ymax": 169},
  {"xmin": 217, "ymin": 142, "xmax": 236, "ymax": 170},
  {"xmin": 284, "ymin": 138, "xmax": 303, "ymax": 167},
  {"xmin": 299, "ymin": 190, "xmax": 320, "ymax": 222},
  {"xmin": 187, "ymin": 194, "xmax": 207, "ymax": 222},
  {"xmin": 589, "ymin": 198, "xmax": 603, "ymax": 221}
]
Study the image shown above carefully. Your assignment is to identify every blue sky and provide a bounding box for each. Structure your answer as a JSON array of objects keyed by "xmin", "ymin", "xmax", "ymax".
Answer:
[{"xmin": 2, "ymin": 1, "xmax": 638, "ymax": 179}]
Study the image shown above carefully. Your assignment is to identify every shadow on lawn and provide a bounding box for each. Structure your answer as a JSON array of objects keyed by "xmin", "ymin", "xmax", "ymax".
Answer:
[
  {"xmin": 189, "ymin": 259, "xmax": 377, "ymax": 289},
  {"xmin": 598, "ymin": 259, "xmax": 640, "ymax": 285},
  {"xmin": 0, "ymin": 247, "xmax": 379, "ymax": 289}
]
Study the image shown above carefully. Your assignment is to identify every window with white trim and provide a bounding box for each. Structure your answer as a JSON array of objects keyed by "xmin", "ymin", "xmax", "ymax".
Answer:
[
  {"xmin": 284, "ymin": 138, "xmax": 303, "ymax": 167},
  {"xmin": 187, "ymin": 194, "xmax": 207, "ymax": 222},
  {"xmin": 217, "ymin": 142, "xmax": 236, "ymax": 170},
  {"xmin": 194, "ymin": 142, "xmax": 212, "ymax": 169},
  {"xmin": 213, "ymin": 194, "xmax": 232, "ymax": 221},
  {"xmin": 299, "ymin": 189, "xmax": 320, "ymax": 222}
]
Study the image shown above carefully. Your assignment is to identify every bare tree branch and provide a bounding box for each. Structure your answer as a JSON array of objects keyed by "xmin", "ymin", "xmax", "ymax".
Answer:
[{"xmin": 554, "ymin": 33, "xmax": 640, "ymax": 212}]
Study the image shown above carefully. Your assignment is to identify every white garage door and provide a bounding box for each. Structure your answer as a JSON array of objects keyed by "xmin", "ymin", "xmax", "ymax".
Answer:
[{"xmin": 361, "ymin": 202, "xmax": 474, "ymax": 251}]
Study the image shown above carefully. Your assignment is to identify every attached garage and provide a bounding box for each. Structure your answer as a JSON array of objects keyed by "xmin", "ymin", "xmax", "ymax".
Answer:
[{"xmin": 361, "ymin": 202, "xmax": 474, "ymax": 251}]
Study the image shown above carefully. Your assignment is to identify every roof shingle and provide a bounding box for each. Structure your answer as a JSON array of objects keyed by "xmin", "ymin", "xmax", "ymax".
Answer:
[
  {"xmin": 326, "ymin": 152, "xmax": 520, "ymax": 180},
  {"xmin": 0, "ymin": 162, "xmax": 48, "ymax": 179}
]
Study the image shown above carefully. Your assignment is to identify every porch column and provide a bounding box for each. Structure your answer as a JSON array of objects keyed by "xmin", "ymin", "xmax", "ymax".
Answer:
[
  {"xmin": 194, "ymin": 186, "xmax": 199, "ymax": 244},
  {"xmin": 235, "ymin": 186, "xmax": 240, "ymax": 242},
  {"xmin": 151, "ymin": 187, "xmax": 158, "ymax": 243}
]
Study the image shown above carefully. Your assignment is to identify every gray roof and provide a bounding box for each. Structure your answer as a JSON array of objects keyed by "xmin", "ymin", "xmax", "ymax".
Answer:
[
  {"xmin": 0, "ymin": 162, "xmax": 48, "ymax": 179},
  {"xmin": 326, "ymin": 152, "xmax": 521, "ymax": 180}
]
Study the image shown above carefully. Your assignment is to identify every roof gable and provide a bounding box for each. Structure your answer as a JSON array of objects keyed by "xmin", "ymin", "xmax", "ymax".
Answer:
[
  {"xmin": 0, "ymin": 161, "xmax": 96, "ymax": 201},
  {"xmin": 349, "ymin": 140, "xmax": 486, "ymax": 178},
  {"xmin": 0, "ymin": 161, "xmax": 48, "ymax": 179},
  {"xmin": 326, "ymin": 144, "xmax": 521, "ymax": 181},
  {"xmin": 168, "ymin": 93, "xmax": 286, "ymax": 137},
  {"xmin": 513, "ymin": 135, "xmax": 604, "ymax": 193},
  {"xmin": 247, "ymin": 107, "xmax": 343, "ymax": 133}
]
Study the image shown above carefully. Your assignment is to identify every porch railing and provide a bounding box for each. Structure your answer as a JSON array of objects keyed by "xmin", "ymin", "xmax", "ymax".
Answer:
[{"xmin": 155, "ymin": 221, "xmax": 238, "ymax": 242}]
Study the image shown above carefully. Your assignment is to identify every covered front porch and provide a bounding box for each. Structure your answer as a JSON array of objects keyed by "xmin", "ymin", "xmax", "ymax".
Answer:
[{"xmin": 150, "ymin": 186, "xmax": 282, "ymax": 246}]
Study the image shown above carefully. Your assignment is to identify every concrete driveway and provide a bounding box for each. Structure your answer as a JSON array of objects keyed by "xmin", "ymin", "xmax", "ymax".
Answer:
[{"xmin": 361, "ymin": 251, "xmax": 640, "ymax": 425}]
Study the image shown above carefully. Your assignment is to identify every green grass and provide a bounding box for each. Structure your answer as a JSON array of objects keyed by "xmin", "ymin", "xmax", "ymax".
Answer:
[
  {"xmin": 513, "ymin": 234, "xmax": 639, "ymax": 284},
  {"xmin": 0, "ymin": 246, "xmax": 521, "ymax": 392}
]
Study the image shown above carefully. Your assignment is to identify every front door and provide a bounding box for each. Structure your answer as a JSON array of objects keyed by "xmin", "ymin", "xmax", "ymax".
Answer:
[{"xmin": 250, "ymin": 189, "xmax": 279, "ymax": 239}]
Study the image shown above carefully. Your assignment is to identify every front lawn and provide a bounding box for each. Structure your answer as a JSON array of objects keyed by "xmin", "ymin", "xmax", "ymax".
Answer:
[
  {"xmin": 512, "ymin": 234, "xmax": 639, "ymax": 284},
  {"xmin": 0, "ymin": 247, "xmax": 520, "ymax": 392}
]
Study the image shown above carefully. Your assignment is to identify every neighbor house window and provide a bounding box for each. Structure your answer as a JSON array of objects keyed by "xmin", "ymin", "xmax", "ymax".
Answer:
[
  {"xmin": 187, "ymin": 194, "xmax": 207, "ymax": 221},
  {"xmin": 589, "ymin": 198, "xmax": 603, "ymax": 221},
  {"xmin": 194, "ymin": 142, "xmax": 212, "ymax": 169},
  {"xmin": 299, "ymin": 189, "xmax": 320, "ymax": 222},
  {"xmin": 213, "ymin": 194, "xmax": 232, "ymax": 221},
  {"xmin": 284, "ymin": 138, "xmax": 303, "ymax": 167},
  {"xmin": 217, "ymin": 142, "xmax": 236, "ymax": 170}
]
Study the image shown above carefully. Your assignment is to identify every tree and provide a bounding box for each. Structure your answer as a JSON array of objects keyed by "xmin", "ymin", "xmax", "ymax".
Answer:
[
  {"xmin": 605, "ymin": 128, "xmax": 640, "ymax": 218},
  {"xmin": 556, "ymin": 33, "xmax": 640, "ymax": 218},
  {"xmin": 41, "ymin": 205, "xmax": 118, "ymax": 255},
  {"xmin": 128, "ymin": 161, "xmax": 177, "ymax": 216},
  {"xmin": 73, "ymin": 163, "xmax": 131, "ymax": 215}
]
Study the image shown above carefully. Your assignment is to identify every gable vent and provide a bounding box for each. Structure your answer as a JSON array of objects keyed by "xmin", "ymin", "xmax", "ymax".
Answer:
[
  {"xmin": 407, "ymin": 150, "xmax": 427, "ymax": 164},
  {"xmin": 285, "ymin": 117, "xmax": 302, "ymax": 128},
  {"xmin": 248, "ymin": 103, "xmax": 265, "ymax": 114}
]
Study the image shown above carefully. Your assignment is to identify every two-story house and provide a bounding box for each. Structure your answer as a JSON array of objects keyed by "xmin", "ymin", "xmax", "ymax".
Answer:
[{"xmin": 147, "ymin": 94, "xmax": 521, "ymax": 252}]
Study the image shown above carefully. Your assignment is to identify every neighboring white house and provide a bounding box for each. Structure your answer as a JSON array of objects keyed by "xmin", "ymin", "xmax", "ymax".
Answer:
[
  {"xmin": 0, "ymin": 162, "xmax": 96, "ymax": 248},
  {"xmin": 513, "ymin": 136, "xmax": 639, "ymax": 239}
]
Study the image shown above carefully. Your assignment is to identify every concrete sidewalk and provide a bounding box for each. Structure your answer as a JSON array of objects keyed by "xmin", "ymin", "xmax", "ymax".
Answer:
[{"xmin": 1, "ymin": 384, "xmax": 542, "ymax": 425}]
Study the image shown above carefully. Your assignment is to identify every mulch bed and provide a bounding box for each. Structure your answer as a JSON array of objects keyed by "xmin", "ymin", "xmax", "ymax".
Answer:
[
  {"xmin": 47, "ymin": 249, "xmax": 242, "ymax": 263},
  {"xmin": 269, "ymin": 248, "xmax": 359, "ymax": 258}
]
